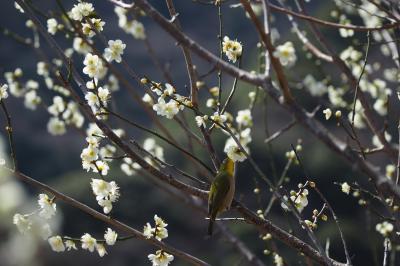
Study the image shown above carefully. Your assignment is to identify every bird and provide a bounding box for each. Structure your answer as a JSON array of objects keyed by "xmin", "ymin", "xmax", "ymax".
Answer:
[{"xmin": 207, "ymin": 157, "xmax": 236, "ymax": 236}]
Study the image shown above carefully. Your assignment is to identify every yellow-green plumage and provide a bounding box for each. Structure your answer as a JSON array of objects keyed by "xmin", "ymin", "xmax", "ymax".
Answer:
[{"xmin": 208, "ymin": 158, "xmax": 235, "ymax": 235}]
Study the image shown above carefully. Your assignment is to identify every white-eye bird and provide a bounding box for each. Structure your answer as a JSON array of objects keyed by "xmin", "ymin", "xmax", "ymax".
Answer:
[{"xmin": 208, "ymin": 157, "xmax": 236, "ymax": 235}]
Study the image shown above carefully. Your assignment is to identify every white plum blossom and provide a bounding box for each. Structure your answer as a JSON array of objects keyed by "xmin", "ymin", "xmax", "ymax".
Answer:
[
  {"xmin": 273, "ymin": 254, "xmax": 284, "ymax": 266},
  {"xmin": 0, "ymin": 84, "xmax": 9, "ymax": 100},
  {"xmin": 98, "ymin": 87, "xmax": 110, "ymax": 104},
  {"xmin": 93, "ymin": 160, "xmax": 109, "ymax": 176},
  {"xmin": 224, "ymin": 138, "xmax": 248, "ymax": 162},
  {"xmin": 373, "ymin": 97, "xmax": 388, "ymax": 116},
  {"xmin": 47, "ymin": 117, "xmax": 66, "ymax": 136},
  {"xmin": 126, "ymin": 20, "xmax": 146, "ymax": 40},
  {"xmin": 143, "ymin": 215, "xmax": 169, "ymax": 241},
  {"xmin": 47, "ymin": 18, "xmax": 58, "ymax": 35},
  {"xmin": 386, "ymin": 164, "xmax": 396, "ymax": 179},
  {"xmin": 281, "ymin": 188, "xmax": 309, "ymax": 213},
  {"xmin": 81, "ymin": 233, "xmax": 97, "ymax": 252},
  {"xmin": 120, "ymin": 157, "xmax": 141, "ymax": 176},
  {"xmin": 248, "ymin": 91, "xmax": 256, "ymax": 102},
  {"xmin": 222, "ymin": 36, "xmax": 242, "ymax": 63},
  {"xmin": 91, "ymin": 179, "xmax": 120, "ymax": 214},
  {"xmin": 104, "ymin": 228, "xmax": 118, "ymax": 246},
  {"xmin": 154, "ymin": 215, "xmax": 168, "ymax": 241},
  {"xmin": 70, "ymin": 2, "xmax": 94, "ymax": 21},
  {"xmin": 372, "ymin": 132, "xmax": 392, "ymax": 148},
  {"xmin": 85, "ymin": 91, "xmax": 100, "ymax": 108},
  {"xmin": 210, "ymin": 112, "xmax": 227, "ymax": 125},
  {"xmin": 45, "ymin": 87, "xmax": 61, "ymax": 106},
  {"xmin": 348, "ymin": 100, "xmax": 365, "ymax": 129},
  {"xmin": 143, "ymin": 223, "xmax": 155, "ymax": 239},
  {"xmin": 38, "ymin": 193, "xmax": 56, "ymax": 219},
  {"xmin": 142, "ymin": 93, "xmax": 154, "ymax": 105},
  {"xmin": 323, "ymin": 108, "xmax": 332, "ymax": 120},
  {"xmin": 273, "ymin": 42, "xmax": 297, "ymax": 67},
  {"xmin": 114, "ymin": 6, "xmax": 128, "ymax": 27},
  {"xmin": 82, "ymin": 18, "xmax": 105, "ymax": 38},
  {"xmin": 224, "ymin": 128, "xmax": 251, "ymax": 162},
  {"xmin": 340, "ymin": 46, "xmax": 362, "ymax": 62},
  {"xmin": 338, "ymin": 15, "xmax": 354, "ymax": 38},
  {"xmin": 91, "ymin": 179, "xmax": 112, "ymax": 198},
  {"xmin": 143, "ymin": 138, "xmax": 164, "ymax": 160},
  {"xmin": 13, "ymin": 213, "xmax": 32, "ymax": 234},
  {"xmin": 302, "ymin": 75, "xmax": 328, "ymax": 96},
  {"xmin": 48, "ymin": 236, "xmax": 65, "ymax": 252},
  {"xmin": 83, "ymin": 53, "xmax": 106, "ymax": 79},
  {"xmin": 148, "ymin": 250, "xmax": 174, "ymax": 266},
  {"xmin": 153, "ymin": 98, "xmax": 180, "ymax": 119},
  {"xmin": 81, "ymin": 145, "xmax": 99, "ymax": 171},
  {"xmin": 236, "ymin": 109, "xmax": 252, "ymax": 127},
  {"xmin": 104, "ymin": 39, "xmax": 126, "ymax": 63},
  {"xmin": 73, "ymin": 37, "xmax": 92, "ymax": 54},
  {"xmin": 376, "ymin": 221, "xmax": 394, "ymax": 237},
  {"xmin": 96, "ymin": 243, "xmax": 107, "ymax": 257},
  {"xmin": 65, "ymin": 240, "xmax": 77, "ymax": 251},
  {"xmin": 86, "ymin": 123, "xmax": 102, "ymax": 137},
  {"xmin": 195, "ymin": 115, "xmax": 208, "ymax": 128},
  {"xmin": 163, "ymin": 83, "xmax": 175, "ymax": 97},
  {"xmin": 114, "ymin": 6, "xmax": 146, "ymax": 39},
  {"xmin": 357, "ymin": 2, "xmax": 383, "ymax": 28},
  {"xmin": 62, "ymin": 101, "xmax": 85, "ymax": 128},
  {"xmin": 86, "ymin": 136, "xmax": 99, "ymax": 148},
  {"xmin": 206, "ymin": 98, "xmax": 217, "ymax": 108},
  {"xmin": 341, "ymin": 182, "xmax": 350, "ymax": 194},
  {"xmin": 24, "ymin": 90, "xmax": 41, "ymax": 110}
]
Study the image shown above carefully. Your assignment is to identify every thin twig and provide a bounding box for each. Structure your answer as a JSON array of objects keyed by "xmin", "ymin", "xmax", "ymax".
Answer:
[
  {"xmin": 264, "ymin": 120, "xmax": 296, "ymax": 144},
  {"xmin": 351, "ymin": 31, "xmax": 371, "ymax": 128},
  {"xmin": 104, "ymin": 109, "xmax": 215, "ymax": 175},
  {"xmin": 0, "ymin": 100, "xmax": 17, "ymax": 170},
  {"xmin": 268, "ymin": 2, "xmax": 400, "ymax": 32}
]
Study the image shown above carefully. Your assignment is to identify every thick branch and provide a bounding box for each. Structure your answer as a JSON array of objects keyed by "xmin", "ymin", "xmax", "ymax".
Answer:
[{"xmin": 9, "ymin": 169, "xmax": 209, "ymax": 265}]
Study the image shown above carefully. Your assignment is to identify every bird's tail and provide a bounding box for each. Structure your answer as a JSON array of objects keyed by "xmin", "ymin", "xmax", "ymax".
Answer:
[{"xmin": 207, "ymin": 218, "xmax": 214, "ymax": 236}]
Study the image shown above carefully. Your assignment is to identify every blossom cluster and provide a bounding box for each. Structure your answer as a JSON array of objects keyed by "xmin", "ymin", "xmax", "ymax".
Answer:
[
  {"xmin": 104, "ymin": 39, "xmax": 126, "ymax": 63},
  {"xmin": 91, "ymin": 178, "xmax": 120, "ymax": 214},
  {"xmin": 83, "ymin": 53, "xmax": 107, "ymax": 80},
  {"xmin": 281, "ymin": 184, "xmax": 309, "ymax": 213},
  {"xmin": 69, "ymin": 2, "xmax": 106, "ymax": 39},
  {"xmin": 143, "ymin": 215, "xmax": 169, "ymax": 241},
  {"xmin": 13, "ymin": 193, "xmax": 57, "ymax": 241},
  {"xmin": 4, "ymin": 59, "xmax": 85, "ymax": 136},
  {"xmin": 47, "ymin": 96, "xmax": 85, "ymax": 136},
  {"xmin": 223, "ymin": 105, "xmax": 254, "ymax": 162},
  {"xmin": 143, "ymin": 81, "xmax": 191, "ymax": 120},
  {"xmin": 194, "ymin": 87, "xmax": 255, "ymax": 163},
  {"xmin": 0, "ymin": 84, "xmax": 9, "ymax": 100},
  {"xmin": 120, "ymin": 138, "xmax": 164, "ymax": 176},
  {"xmin": 4, "ymin": 68, "xmax": 42, "ymax": 110},
  {"xmin": 114, "ymin": 6, "xmax": 146, "ymax": 39},
  {"xmin": 143, "ymin": 215, "xmax": 174, "ymax": 266},
  {"xmin": 222, "ymin": 36, "xmax": 243, "ymax": 63},
  {"xmin": 79, "ymin": 123, "xmax": 122, "ymax": 214},
  {"xmin": 47, "ymin": 228, "xmax": 118, "ymax": 257},
  {"xmin": 376, "ymin": 221, "xmax": 394, "ymax": 237}
]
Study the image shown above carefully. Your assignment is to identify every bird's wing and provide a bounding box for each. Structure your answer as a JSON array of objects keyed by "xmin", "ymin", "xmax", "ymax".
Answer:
[{"xmin": 208, "ymin": 172, "xmax": 231, "ymax": 217}]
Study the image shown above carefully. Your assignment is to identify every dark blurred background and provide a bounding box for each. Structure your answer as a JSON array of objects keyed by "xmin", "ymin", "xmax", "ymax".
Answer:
[{"xmin": 0, "ymin": 1, "xmax": 395, "ymax": 265}]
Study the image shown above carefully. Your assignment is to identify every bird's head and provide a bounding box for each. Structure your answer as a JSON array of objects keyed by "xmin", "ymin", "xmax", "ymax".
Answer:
[{"xmin": 220, "ymin": 157, "xmax": 235, "ymax": 176}]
